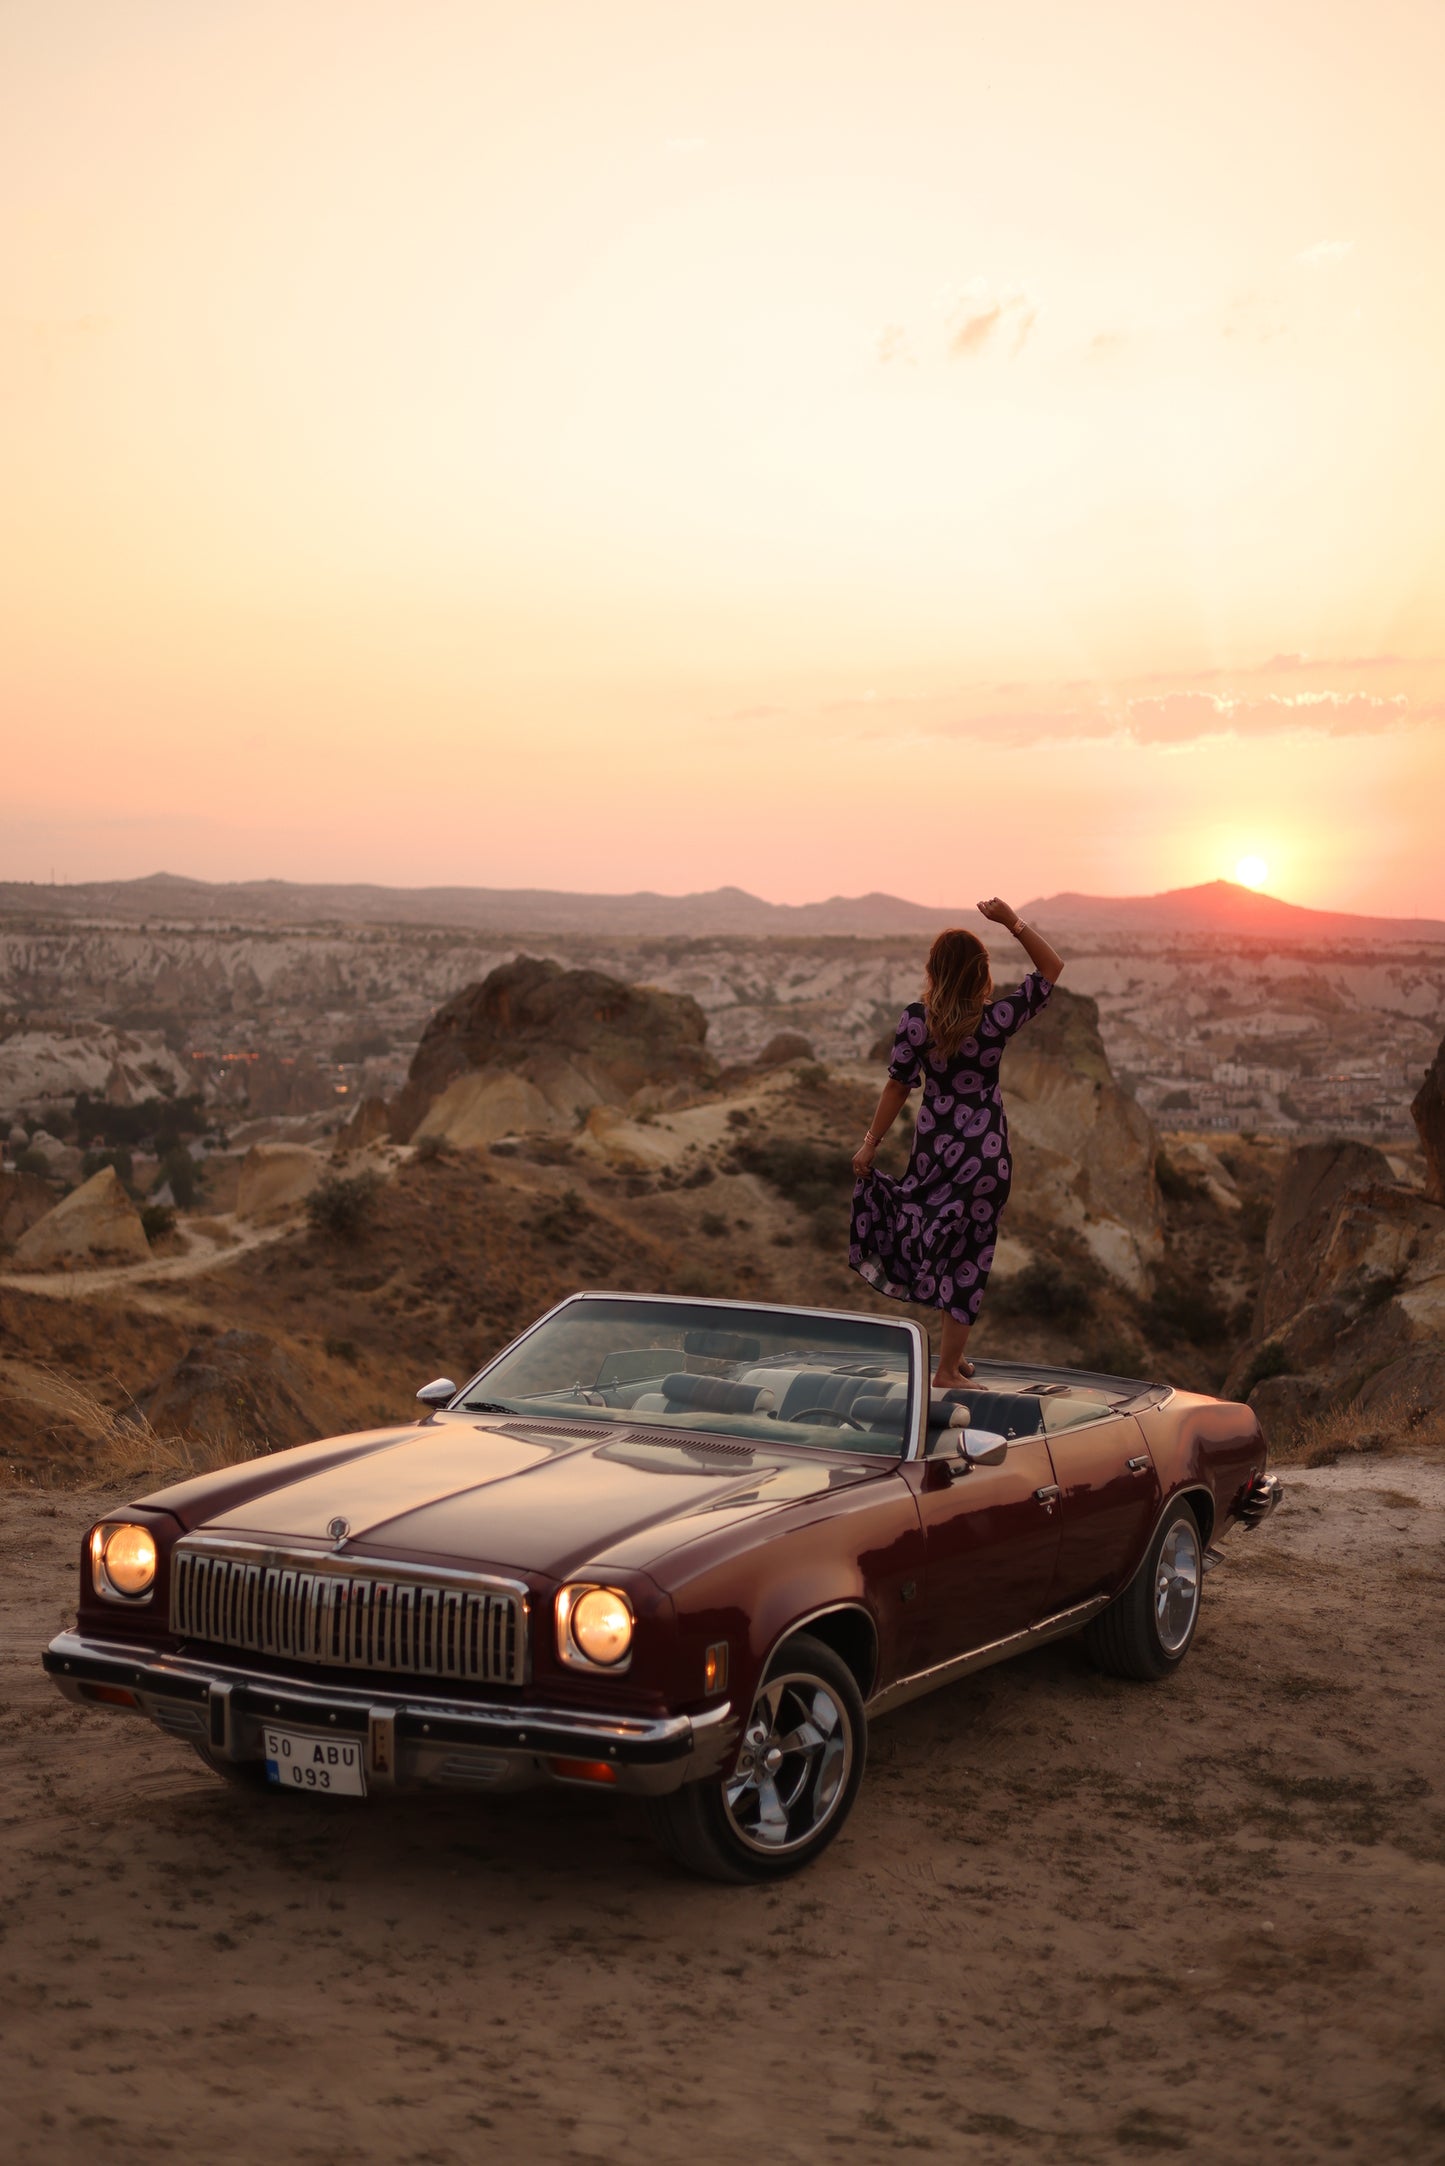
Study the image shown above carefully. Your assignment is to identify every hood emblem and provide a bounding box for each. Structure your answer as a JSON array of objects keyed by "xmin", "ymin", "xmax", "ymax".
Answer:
[{"xmin": 327, "ymin": 1516, "xmax": 351, "ymax": 1552}]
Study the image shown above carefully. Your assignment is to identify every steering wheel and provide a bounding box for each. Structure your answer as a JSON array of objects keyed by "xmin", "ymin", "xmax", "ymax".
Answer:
[{"xmin": 789, "ymin": 1406, "xmax": 868, "ymax": 1431}]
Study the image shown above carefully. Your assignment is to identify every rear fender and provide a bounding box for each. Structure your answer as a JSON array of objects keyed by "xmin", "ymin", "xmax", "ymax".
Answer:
[{"xmin": 1134, "ymin": 1396, "xmax": 1266, "ymax": 1537}]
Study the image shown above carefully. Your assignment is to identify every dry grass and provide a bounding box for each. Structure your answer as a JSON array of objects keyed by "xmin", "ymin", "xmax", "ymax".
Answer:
[
  {"xmin": 1272, "ymin": 1389, "xmax": 1445, "ymax": 1469},
  {"xmin": 0, "ymin": 1363, "xmax": 258, "ymax": 1489}
]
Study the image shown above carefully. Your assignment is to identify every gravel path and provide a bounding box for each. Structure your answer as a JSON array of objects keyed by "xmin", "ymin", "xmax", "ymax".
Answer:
[{"xmin": 1, "ymin": 1460, "xmax": 1441, "ymax": 2163}]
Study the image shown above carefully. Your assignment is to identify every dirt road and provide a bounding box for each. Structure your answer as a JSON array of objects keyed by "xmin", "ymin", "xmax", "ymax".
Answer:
[{"xmin": 2, "ymin": 1460, "xmax": 1442, "ymax": 2164}]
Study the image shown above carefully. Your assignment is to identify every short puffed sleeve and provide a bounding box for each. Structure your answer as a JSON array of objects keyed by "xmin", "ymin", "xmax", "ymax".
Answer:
[
  {"xmin": 887, "ymin": 1005, "xmax": 928, "ymax": 1087},
  {"xmin": 982, "ymin": 971, "xmax": 1054, "ymax": 1044}
]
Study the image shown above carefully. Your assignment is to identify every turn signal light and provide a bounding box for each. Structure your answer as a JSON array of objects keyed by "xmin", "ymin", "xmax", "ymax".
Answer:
[
  {"xmin": 81, "ymin": 1683, "xmax": 138, "ymax": 1708},
  {"xmin": 704, "ymin": 1640, "xmax": 729, "ymax": 1695},
  {"xmin": 550, "ymin": 1758, "xmax": 618, "ymax": 1785}
]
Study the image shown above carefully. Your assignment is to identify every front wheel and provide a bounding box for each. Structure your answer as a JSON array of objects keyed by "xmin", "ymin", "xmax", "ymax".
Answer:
[
  {"xmin": 646, "ymin": 1633, "xmax": 866, "ymax": 1882},
  {"xmin": 1083, "ymin": 1497, "xmax": 1204, "ymax": 1681}
]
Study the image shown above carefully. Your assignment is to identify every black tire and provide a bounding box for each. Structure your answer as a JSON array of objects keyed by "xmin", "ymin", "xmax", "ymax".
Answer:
[
  {"xmin": 645, "ymin": 1633, "xmax": 867, "ymax": 1883},
  {"xmin": 1083, "ymin": 1497, "xmax": 1204, "ymax": 1681}
]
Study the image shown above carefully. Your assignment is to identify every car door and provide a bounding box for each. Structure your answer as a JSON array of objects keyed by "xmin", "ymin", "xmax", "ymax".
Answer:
[
  {"xmin": 1040, "ymin": 1407, "xmax": 1161, "ymax": 1610},
  {"xmin": 901, "ymin": 1433, "xmax": 1063, "ymax": 1664}
]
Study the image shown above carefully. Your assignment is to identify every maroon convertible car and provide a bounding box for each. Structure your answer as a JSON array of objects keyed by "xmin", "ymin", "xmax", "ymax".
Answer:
[{"xmin": 46, "ymin": 1293, "xmax": 1281, "ymax": 1880}]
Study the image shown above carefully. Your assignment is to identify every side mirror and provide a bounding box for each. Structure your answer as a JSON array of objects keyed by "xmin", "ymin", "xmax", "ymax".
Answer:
[
  {"xmin": 961, "ymin": 1429, "xmax": 1008, "ymax": 1469},
  {"xmin": 938, "ymin": 1429, "xmax": 1009, "ymax": 1480},
  {"xmin": 416, "ymin": 1378, "xmax": 457, "ymax": 1409}
]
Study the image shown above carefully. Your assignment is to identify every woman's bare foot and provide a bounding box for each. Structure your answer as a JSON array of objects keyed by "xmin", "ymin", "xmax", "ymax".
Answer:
[{"xmin": 931, "ymin": 1362, "xmax": 975, "ymax": 1387}]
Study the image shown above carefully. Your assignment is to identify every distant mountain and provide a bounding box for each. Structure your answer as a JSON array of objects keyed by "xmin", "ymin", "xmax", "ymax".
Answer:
[
  {"xmin": 1020, "ymin": 879, "xmax": 1445, "ymax": 945},
  {"xmin": 1, "ymin": 871, "xmax": 1439, "ymax": 945},
  {"xmin": 0, "ymin": 873, "xmax": 986, "ymax": 939}
]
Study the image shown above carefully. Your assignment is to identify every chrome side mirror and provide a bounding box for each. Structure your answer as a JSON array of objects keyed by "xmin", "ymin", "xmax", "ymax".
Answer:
[
  {"xmin": 959, "ymin": 1429, "xmax": 1008, "ymax": 1470},
  {"xmin": 416, "ymin": 1377, "xmax": 457, "ymax": 1409}
]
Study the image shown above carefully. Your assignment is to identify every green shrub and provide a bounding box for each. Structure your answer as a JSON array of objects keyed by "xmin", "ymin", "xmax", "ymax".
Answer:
[
  {"xmin": 331, "ymin": 1032, "xmax": 392, "ymax": 1065},
  {"xmin": 1146, "ymin": 1272, "xmax": 1229, "ymax": 1345},
  {"xmin": 699, "ymin": 1211, "xmax": 729, "ymax": 1239},
  {"xmin": 72, "ymin": 1090, "xmax": 206, "ymax": 1153},
  {"xmin": 82, "ymin": 1145, "xmax": 134, "ymax": 1189},
  {"xmin": 413, "ymin": 1132, "xmax": 448, "ymax": 1164},
  {"xmin": 1154, "ymin": 1149, "xmax": 1200, "ymax": 1202},
  {"xmin": 1236, "ymin": 1338, "xmax": 1291, "ymax": 1396},
  {"xmin": 14, "ymin": 1147, "xmax": 50, "ymax": 1177},
  {"xmin": 140, "ymin": 1203, "xmax": 175, "ymax": 1243},
  {"xmin": 994, "ymin": 1260, "xmax": 1093, "ymax": 1327},
  {"xmin": 730, "ymin": 1136, "xmax": 854, "ymax": 1216},
  {"xmin": 158, "ymin": 1146, "xmax": 199, "ymax": 1208},
  {"xmin": 305, "ymin": 1170, "xmax": 383, "ymax": 1240}
]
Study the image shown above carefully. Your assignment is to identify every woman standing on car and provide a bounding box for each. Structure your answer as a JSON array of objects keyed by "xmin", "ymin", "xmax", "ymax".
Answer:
[{"xmin": 849, "ymin": 900, "xmax": 1064, "ymax": 1387}]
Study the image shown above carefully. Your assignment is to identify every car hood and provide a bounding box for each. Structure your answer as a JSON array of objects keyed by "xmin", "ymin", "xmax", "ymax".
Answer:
[{"xmin": 185, "ymin": 1415, "xmax": 885, "ymax": 1581}]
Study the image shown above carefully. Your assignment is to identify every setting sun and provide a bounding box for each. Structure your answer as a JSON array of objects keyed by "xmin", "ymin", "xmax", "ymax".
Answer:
[{"xmin": 1234, "ymin": 857, "xmax": 1270, "ymax": 891}]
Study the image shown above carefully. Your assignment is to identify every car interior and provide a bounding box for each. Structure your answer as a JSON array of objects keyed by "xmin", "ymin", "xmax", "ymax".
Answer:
[{"xmin": 460, "ymin": 1300, "xmax": 1147, "ymax": 1456}]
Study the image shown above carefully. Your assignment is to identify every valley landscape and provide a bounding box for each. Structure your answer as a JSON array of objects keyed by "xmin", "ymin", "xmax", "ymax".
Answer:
[
  {"xmin": 9, "ymin": 2, "xmax": 1445, "ymax": 2155},
  {"xmin": 1, "ymin": 877, "xmax": 1443, "ymax": 2163}
]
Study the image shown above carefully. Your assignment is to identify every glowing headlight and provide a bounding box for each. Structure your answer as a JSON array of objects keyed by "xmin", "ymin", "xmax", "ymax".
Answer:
[
  {"xmin": 557, "ymin": 1584, "xmax": 634, "ymax": 1669},
  {"xmin": 89, "ymin": 1522, "xmax": 158, "ymax": 1601}
]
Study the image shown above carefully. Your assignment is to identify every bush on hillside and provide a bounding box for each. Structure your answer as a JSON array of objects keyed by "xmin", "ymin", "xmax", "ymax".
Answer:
[
  {"xmin": 141, "ymin": 1203, "xmax": 176, "ymax": 1244},
  {"xmin": 1145, "ymin": 1270, "xmax": 1230, "ymax": 1345},
  {"xmin": 729, "ymin": 1135, "xmax": 854, "ymax": 1213},
  {"xmin": 305, "ymin": 1170, "xmax": 383, "ymax": 1240},
  {"xmin": 991, "ymin": 1260, "xmax": 1094, "ymax": 1327}
]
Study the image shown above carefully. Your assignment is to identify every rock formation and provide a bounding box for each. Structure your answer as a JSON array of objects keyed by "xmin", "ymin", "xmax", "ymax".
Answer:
[
  {"xmin": 1225, "ymin": 1126, "xmax": 1445, "ymax": 1433},
  {"xmin": 386, "ymin": 956, "xmax": 717, "ymax": 1143},
  {"xmin": 754, "ymin": 1031, "xmax": 815, "ymax": 1068},
  {"xmin": 136, "ymin": 1329, "xmax": 323, "ymax": 1450},
  {"xmin": 235, "ymin": 1142, "xmax": 327, "ymax": 1220},
  {"xmin": 1412, "ymin": 1036, "xmax": 1445, "ymax": 1204},
  {"xmin": 999, "ymin": 987, "xmax": 1164, "ymax": 1290},
  {"xmin": 12, "ymin": 1165, "xmax": 151, "ymax": 1269}
]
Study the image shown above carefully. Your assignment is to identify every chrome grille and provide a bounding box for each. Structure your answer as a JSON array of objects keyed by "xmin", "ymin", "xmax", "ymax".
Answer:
[{"xmin": 171, "ymin": 1545, "xmax": 526, "ymax": 1686}]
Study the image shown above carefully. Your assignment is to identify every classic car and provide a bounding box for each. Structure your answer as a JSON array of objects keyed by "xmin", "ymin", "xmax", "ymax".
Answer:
[{"xmin": 45, "ymin": 1291, "xmax": 1281, "ymax": 1880}]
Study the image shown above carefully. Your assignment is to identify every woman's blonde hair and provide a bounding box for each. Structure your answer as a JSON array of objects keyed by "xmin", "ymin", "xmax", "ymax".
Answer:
[{"xmin": 924, "ymin": 928, "xmax": 993, "ymax": 1059}]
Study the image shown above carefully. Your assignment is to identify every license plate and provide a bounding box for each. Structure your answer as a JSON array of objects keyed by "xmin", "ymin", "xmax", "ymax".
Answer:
[{"xmin": 263, "ymin": 1725, "xmax": 367, "ymax": 1796}]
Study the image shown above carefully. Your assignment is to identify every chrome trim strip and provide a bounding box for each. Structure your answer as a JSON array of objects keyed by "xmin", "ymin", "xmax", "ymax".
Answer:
[
  {"xmin": 170, "ymin": 1540, "xmax": 529, "ymax": 1688},
  {"xmin": 757, "ymin": 1599, "xmax": 881, "ymax": 1702},
  {"xmin": 866, "ymin": 1596, "xmax": 1110, "ymax": 1717},
  {"xmin": 172, "ymin": 1536, "xmax": 529, "ymax": 1601},
  {"xmin": 46, "ymin": 1630, "xmax": 723, "ymax": 1750}
]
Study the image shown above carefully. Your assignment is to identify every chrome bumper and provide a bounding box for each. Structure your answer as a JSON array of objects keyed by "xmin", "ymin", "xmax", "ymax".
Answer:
[
  {"xmin": 1237, "ymin": 1472, "xmax": 1284, "ymax": 1529},
  {"xmin": 43, "ymin": 1631, "xmax": 737, "ymax": 1798}
]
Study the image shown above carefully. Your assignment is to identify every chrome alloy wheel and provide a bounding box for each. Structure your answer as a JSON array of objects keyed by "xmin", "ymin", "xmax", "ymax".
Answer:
[
  {"xmin": 723, "ymin": 1671, "xmax": 854, "ymax": 1856},
  {"xmin": 1154, "ymin": 1516, "xmax": 1201, "ymax": 1654}
]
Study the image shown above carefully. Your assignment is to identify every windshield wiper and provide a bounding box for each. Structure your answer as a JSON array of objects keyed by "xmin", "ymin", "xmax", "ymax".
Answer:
[{"xmin": 463, "ymin": 1399, "xmax": 515, "ymax": 1415}]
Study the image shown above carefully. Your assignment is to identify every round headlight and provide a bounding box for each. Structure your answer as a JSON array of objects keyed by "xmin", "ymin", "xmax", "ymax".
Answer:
[
  {"xmin": 569, "ymin": 1587, "xmax": 633, "ymax": 1667},
  {"xmin": 92, "ymin": 1523, "xmax": 157, "ymax": 1599}
]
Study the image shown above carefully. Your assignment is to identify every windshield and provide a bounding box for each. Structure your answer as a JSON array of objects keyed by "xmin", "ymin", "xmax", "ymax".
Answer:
[{"xmin": 460, "ymin": 1297, "xmax": 917, "ymax": 1454}]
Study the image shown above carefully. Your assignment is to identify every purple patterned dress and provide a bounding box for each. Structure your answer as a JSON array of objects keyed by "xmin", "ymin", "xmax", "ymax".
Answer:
[{"xmin": 849, "ymin": 971, "xmax": 1054, "ymax": 1323}]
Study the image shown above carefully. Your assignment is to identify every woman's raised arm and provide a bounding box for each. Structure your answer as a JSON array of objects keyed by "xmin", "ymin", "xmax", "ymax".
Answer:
[{"xmin": 977, "ymin": 897, "xmax": 1064, "ymax": 983}]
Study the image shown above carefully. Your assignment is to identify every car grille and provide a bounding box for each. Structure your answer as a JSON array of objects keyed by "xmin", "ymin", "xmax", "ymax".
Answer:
[{"xmin": 170, "ymin": 1545, "xmax": 526, "ymax": 1687}]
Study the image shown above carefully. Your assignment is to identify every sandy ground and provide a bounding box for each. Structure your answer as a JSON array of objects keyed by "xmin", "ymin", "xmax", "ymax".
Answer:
[{"xmin": 2, "ymin": 1462, "xmax": 1442, "ymax": 2164}]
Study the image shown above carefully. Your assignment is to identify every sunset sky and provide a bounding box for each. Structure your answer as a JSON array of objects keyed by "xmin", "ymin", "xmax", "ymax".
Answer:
[{"xmin": 4, "ymin": 0, "xmax": 1443, "ymax": 914}]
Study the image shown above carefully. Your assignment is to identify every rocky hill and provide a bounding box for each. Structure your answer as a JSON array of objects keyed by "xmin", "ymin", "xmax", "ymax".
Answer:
[
  {"xmin": 1226, "ymin": 1041, "xmax": 1445, "ymax": 1433},
  {"xmin": 384, "ymin": 957, "xmax": 717, "ymax": 1144}
]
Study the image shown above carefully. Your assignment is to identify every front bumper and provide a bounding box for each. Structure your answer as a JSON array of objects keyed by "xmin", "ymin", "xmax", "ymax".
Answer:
[{"xmin": 44, "ymin": 1631, "xmax": 737, "ymax": 1798}]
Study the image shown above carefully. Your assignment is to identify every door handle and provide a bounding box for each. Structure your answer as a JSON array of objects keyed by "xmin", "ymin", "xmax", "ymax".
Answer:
[
  {"xmin": 1034, "ymin": 1485, "xmax": 1061, "ymax": 1513},
  {"xmin": 1125, "ymin": 1455, "xmax": 1150, "ymax": 1473}
]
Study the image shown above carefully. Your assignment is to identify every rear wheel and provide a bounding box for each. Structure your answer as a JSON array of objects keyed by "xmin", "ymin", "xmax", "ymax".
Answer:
[
  {"xmin": 1083, "ymin": 1498, "xmax": 1203, "ymax": 1681},
  {"xmin": 646, "ymin": 1633, "xmax": 866, "ymax": 1882}
]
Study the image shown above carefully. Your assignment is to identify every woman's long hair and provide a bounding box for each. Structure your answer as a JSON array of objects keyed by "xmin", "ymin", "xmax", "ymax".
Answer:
[{"xmin": 924, "ymin": 928, "xmax": 993, "ymax": 1059}]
